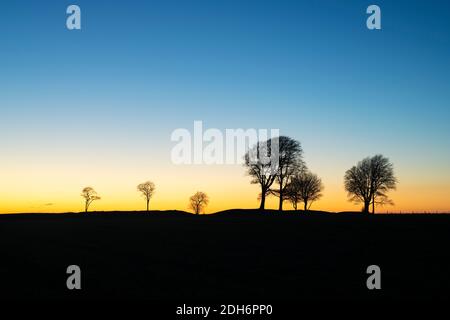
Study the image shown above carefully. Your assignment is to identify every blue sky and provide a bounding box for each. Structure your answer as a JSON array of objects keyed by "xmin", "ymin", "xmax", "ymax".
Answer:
[{"xmin": 1, "ymin": 0, "xmax": 450, "ymax": 212}]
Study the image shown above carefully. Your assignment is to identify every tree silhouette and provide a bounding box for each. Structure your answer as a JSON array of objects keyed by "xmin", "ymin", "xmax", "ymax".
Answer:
[
  {"xmin": 189, "ymin": 191, "xmax": 209, "ymax": 215},
  {"xmin": 372, "ymin": 192, "xmax": 395, "ymax": 213},
  {"xmin": 344, "ymin": 155, "xmax": 397, "ymax": 214},
  {"xmin": 81, "ymin": 187, "xmax": 101, "ymax": 213},
  {"xmin": 270, "ymin": 136, "xmax": 304, "ymax": 211},
  {"xmin": 137, "ymin": 181, "xmax": 156, "ymax": 212},
  {"xmin": 244, "ymin": 139, "xmax": 277, "ymax": 210},
  {"xmin": 285, "ymin": 181, "xmax": 302, "ymax": 210},
  {"xmin": 369, "ymin": 155, "xmax": 397, "ymax": 213},
  {"xmin": 287, "ymin": 171, "xmax": 323, "ymax": 211}
]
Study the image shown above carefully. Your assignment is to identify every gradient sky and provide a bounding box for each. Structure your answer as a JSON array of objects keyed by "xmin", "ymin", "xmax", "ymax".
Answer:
[{"xmin": 1, "ymin": 0, "xmax": 450, "ymax": 213}]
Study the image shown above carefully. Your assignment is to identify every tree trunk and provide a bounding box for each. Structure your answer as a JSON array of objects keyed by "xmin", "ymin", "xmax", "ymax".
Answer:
[
  {"xmin": 363, "ymin": 200, "xmax": 370, "ymax": 214},
  {"xmin": 304, "ymin": 200, "xmax": 308, "ymax": 212},
  {"xmin": 278, "ymin": 185, "xmax": 283, "ymax": 211},
  {"xmin": 146, "ymin": 199, "xmax": 149, "ymax": 212},
  {"xmin": 259, "ymin": 190, "xmax": 266, "ymax": 210},
  {"xmin": 372, "ymin": 195, "xmax": 375, "ymax": 214}
]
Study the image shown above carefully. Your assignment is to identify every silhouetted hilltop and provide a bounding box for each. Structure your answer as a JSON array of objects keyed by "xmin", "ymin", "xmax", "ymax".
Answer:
[
  {"xmin": 1, "ymin": 210, "xmax": 450, "ymax": 300},
  {"xmin": 3, "ymin": 209, "xmax": 446, "ymax": 218}
]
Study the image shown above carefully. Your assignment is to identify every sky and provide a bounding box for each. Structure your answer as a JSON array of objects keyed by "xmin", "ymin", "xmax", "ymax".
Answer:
[{"xmin": 1, "ymin": 0, "xmax": 450, "ymax": 213}]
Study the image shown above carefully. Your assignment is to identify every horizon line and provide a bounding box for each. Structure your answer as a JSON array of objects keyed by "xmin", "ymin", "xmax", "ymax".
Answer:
[{"xmin": 1, "ymin": 209, "xmax": 450, "ymax": 216}]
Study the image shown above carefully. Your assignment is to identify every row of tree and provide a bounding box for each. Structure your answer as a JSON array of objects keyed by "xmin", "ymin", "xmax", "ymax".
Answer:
[
  {"xmin": 81, "ymin": 136, "xmax": 397, "ymax": 215},
  {"xmin": 244, "ymin": 136, "xmax": 323, "ymax": 211},
  {"xmin": 244, "ymin": 136, "xmax": 397, "ymax": 214},
  {"xmin": 81, "ymin": 184, "xmax": 209, "ymax": 214}
]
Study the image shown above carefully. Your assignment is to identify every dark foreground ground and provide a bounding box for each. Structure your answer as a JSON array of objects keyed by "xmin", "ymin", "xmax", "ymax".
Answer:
[{"xmin": 0, "ymin": 210, "xmax": 449, "ymax": 301}]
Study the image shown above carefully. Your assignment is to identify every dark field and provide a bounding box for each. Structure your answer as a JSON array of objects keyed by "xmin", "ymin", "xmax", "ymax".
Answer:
[{"xmin": 1, "ymin": 210, "xmax": 449, "ymax": 300}]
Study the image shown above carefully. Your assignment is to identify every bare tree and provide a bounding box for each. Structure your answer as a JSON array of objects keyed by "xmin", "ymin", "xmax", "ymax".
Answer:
[
  {"xmin": 369, "ymin": 155, "xmax": 397, "ymax": 214},
  {"xmin": 271, "ymin": 136, "xmax": 305, "ymax": 211},
  {"xmin": 244, "ymin": 138, "xmax": 278, "ymax": 210},
  {"xmin": 344, "ymin": 155, "xmax": 397, "ymax": 214},
  {"xmin": 373, "ymin": 192, "xmax": 395, "ymax": 213},
  {"xmin": 189, "ymin": 191, "xmax": 209, "ymax": 215},
  {"xmin": 344, "ymin": 157, "xmax": 371, "ymax": 214},
  {"xmin": 137, "ymin": 181, "xmax": 156, "ymax": 212},
  {"xmin": 287, "ymin": 171, "xmax": 323, "ymax": 212},
  {"xmin": 81, "ymin": 187, "xmax": 101, "ymax": 213},
  {"xmin": 285, "ymin": 181, "xmax": 302, "ymax": 210}
]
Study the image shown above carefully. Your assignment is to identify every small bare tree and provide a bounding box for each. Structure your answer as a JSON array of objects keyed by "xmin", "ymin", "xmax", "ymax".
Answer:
[
  {"xmin": 189, "ymin": 191, "xmax": 209, "ymax": 215},
  {"xmin": 344, "ymin": 155, "xmax": 397, "ymax": 214},
  {"xmin": 137, "ymin": 181, "xmax": 156, "ymax": 212},
  {"xmin": 81, "ymin": 187, "xmax": 101, "ymax": 213},
  {"xmin": 270, "ymin": 136, "xmax": 305, "ymax": 211},
  {"xmin": 244, "ymin": 138, "xmax": 277, "ymax": 210},
  {"xmin": 287, "ymin": 171, "xmax": 323, "ymax": 211},
  {"xmin": 285, "ymin": 182, "xmax": 302, "ymax": 210}
]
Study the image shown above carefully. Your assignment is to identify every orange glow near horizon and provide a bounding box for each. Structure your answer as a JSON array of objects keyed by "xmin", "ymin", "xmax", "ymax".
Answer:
[{"xmin": 1, "ymin": 160, "xmax": 450, "ymax": 214}]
